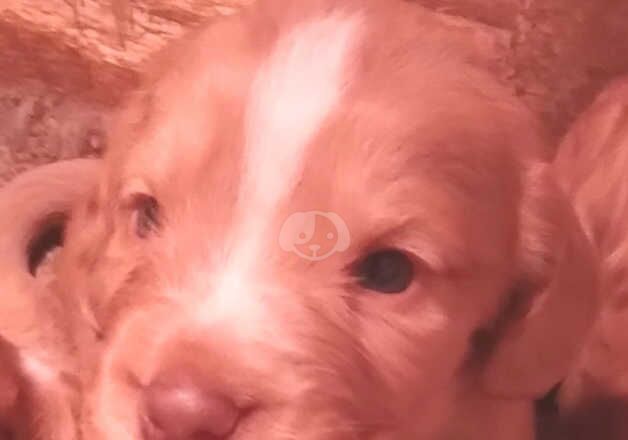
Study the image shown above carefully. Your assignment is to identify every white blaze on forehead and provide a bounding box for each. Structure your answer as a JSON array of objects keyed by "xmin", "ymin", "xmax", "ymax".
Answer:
[
  {"xmin": 195, "ymin": 13, "xmax": 364, "ymax": 332},
  {"xmin": 242, "ymin": 12, "xmax": 363, "ymax": 214}
]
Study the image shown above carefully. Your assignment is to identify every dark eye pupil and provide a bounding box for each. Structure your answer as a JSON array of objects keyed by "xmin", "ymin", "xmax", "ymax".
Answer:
[
  {"xmin": 356, "ymin": 249, "xmax": 414, "ymax": 294},
  {"xmin": 133, "ymin": 195, "xmax": 159, "ymax": 238}
]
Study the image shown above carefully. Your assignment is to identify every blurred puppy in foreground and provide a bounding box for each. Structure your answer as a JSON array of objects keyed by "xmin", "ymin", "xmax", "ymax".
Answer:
[
  {"xmin": 2, "ymin": 0, "xmax": 599, "ymax": 439},
  {"xmin": 550, "ymin": 76, "xmax": 628, "ymax": 439},
  {"xmin": 0, "ymin": 160, "xmax": 99, "ymax": 439}
]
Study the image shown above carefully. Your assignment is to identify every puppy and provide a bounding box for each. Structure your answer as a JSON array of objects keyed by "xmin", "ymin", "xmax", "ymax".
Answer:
[
  {"xmin": 0, "ymin": 159, "xmax": 99, "ymax": 439},
  {"xmin": 551, "ymin": 76, "xmax": 628, "ymax": 437},
  {"xmin": 55, "ymin": 1, "xmax": 598, "ymax": 439}
]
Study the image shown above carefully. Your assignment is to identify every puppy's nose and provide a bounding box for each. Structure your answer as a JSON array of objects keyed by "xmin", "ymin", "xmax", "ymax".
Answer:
[
  {"xmin": 143, "ymin": 374, "xmax": 241, "ymax": 439},
  {"xmin": 308, "ymin": 244, "xmax": 321, "ymax": 255}
]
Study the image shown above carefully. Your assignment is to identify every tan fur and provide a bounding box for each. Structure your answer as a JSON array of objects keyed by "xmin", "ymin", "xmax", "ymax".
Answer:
[
  {"xmin": 47, "ymin": 1, "xmax": 597, "ymax": 439},
  {"xmin": 554, "ymin": 77, "xmax": 628, "ymax": 421},
  {"xmin": 0, "ymin": 159, "xmax": 100, "ymax": 439}
]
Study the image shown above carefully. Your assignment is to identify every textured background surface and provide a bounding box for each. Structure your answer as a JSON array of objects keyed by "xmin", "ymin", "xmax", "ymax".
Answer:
[{"xmin": 2, "ymin": 0, "xmax": 628, "ymax": 185}]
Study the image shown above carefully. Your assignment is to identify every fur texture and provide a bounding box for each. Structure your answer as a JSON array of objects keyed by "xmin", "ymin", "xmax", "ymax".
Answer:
[
  {"xmin": 551, "ymin": 76, "xmax": 628, "ymax": 437},
  {"xmin": 0, "ymin": 1, "xmax": 598, "ymax": 439},
  {"xmin": 0, "ymin": 159, "xmax": 99, "ymax": 439}
]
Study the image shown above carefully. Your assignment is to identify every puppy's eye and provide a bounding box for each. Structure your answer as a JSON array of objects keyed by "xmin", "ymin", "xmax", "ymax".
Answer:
[
  {"xmin": 355, "ymin": 249, "xmax": 414, "ymax": 294},
  {"xmin": 129, "ymin": 193, "xmax": 160, "ymax": 239}
]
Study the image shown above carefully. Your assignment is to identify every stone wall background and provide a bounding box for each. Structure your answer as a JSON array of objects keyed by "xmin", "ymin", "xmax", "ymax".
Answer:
[{"xmin": 1, "ymin": 0, "xmax": 628, "ymax": 185}]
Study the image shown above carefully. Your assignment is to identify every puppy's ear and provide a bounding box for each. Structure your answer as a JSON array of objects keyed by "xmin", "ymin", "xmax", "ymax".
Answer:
[{"xmin": 481, "ymin": 164, "xmax": 599, "ymax": 398}]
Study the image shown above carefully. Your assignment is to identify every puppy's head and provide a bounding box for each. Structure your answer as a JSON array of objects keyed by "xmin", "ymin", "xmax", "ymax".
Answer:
[{"xmin": 59, "ymin": 1, "xmax": 598, "ymax": 438}]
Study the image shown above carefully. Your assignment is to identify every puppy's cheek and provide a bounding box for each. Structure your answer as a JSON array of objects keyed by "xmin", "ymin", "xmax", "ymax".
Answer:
[
  {"xmin": 80, "ymin": 229, "xmax": 150, "ymax": 330},
  {"xmin": 59, "ymin": 205, "xmax": 118, "ymax": 320},
  {"xmin": 358, "ymin": 300, "xmax": 468, "ymax": 399}
]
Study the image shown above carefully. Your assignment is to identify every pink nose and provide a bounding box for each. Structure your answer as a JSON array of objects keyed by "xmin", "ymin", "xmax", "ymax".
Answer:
[{"xmin": 142, "ymin": 374, "xmax": 241, "ymax": 440}]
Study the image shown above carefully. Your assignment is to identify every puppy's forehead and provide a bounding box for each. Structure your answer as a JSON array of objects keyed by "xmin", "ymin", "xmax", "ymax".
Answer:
[
  {"xmin": 114, "ymin": 0, "xmax": 528, "ymax": 234},
  {"xmin": 239, "ymin": 11, "xmax": 363, "ymax": 219},
  {"xmin": 118, "ymin": 6, "xmax": 367, "ymax": 194}
]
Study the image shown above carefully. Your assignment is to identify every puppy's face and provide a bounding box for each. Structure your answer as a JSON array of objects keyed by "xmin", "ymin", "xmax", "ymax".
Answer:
[{"xmin": 58, "ymin": 1, "xmax": 595, "ymax": 439}]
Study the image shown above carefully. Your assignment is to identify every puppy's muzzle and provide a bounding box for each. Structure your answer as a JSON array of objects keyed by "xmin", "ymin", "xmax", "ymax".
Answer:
[{"xmin": 141, "ymin": 369, "xmax": 243, "ymax": 440}]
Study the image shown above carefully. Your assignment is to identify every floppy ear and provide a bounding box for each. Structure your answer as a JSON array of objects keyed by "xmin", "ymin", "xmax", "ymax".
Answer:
[{"xmin": 481, "ymin": 164, "xmax": 599, "ymax": 398}]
